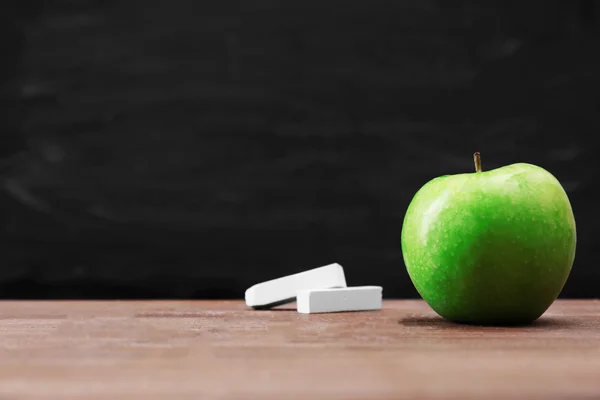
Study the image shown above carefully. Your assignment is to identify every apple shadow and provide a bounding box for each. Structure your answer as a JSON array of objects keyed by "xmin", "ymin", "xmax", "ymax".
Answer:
[{"xmin": 398, "ymin": 315, "xmax": 577, "ymax": 329}]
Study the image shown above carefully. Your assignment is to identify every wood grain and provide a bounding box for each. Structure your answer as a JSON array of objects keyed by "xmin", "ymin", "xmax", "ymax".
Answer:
[{"xmin": 0, "ymin": 299, "xmax": 599, "ymax": 399}]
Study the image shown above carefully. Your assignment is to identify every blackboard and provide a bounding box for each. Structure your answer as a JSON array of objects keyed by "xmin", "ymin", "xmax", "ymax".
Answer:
[{"xmin": 0, "ymin": 0, "xmax": 598, "ymax": 298}]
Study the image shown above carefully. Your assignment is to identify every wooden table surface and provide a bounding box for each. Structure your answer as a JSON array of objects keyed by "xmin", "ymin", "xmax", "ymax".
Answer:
[{"xmin": 0, "ymin": 299, "xmax": 599, "ymax": 400}]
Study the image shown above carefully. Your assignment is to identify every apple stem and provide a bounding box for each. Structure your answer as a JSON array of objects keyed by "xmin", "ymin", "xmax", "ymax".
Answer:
[{"xmin": 473, "ymin": 152, "xmax": 482, "ymax": 172}]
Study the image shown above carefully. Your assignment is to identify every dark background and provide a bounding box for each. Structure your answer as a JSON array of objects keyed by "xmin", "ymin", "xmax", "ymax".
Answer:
[{"xmin": 1, "ymin": 0, "xmax": 598, "ymax": 299}]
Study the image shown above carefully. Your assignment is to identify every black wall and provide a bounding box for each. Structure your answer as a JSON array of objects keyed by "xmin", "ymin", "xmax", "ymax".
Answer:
[{"xmin": 1, "ymin": 0, "xmax": 599, "ymax": 299}]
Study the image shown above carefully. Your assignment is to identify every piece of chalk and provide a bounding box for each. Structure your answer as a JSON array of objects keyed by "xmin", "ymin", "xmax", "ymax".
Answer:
[
  {"xmin": 296, "ymin": 286, "xmax": 383, "ymax": 314},
  {"xmin": 245, "ymin": 263, "xmax": 347, "ymax": 309}
]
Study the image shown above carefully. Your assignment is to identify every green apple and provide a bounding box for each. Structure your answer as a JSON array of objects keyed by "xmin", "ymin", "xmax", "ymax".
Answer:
[{"xmin": 401, "ymin": 153, "xmax": 576, "ymax": 325}]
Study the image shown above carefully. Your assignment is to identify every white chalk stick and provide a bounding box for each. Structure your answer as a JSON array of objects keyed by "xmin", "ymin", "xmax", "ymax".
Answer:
[
  {"xmin": 245, "ymin": 263, "xmax": 347, "ymax": 309},
  {"xmin": 296, "ymin": 286, "xmax": 382, "ymax": 314}
]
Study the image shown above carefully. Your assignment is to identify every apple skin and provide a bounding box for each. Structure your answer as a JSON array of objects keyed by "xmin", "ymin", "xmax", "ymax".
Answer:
[{"xmin": 401, "ymin": 162, "xmax": 576, "ymax": 325}]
